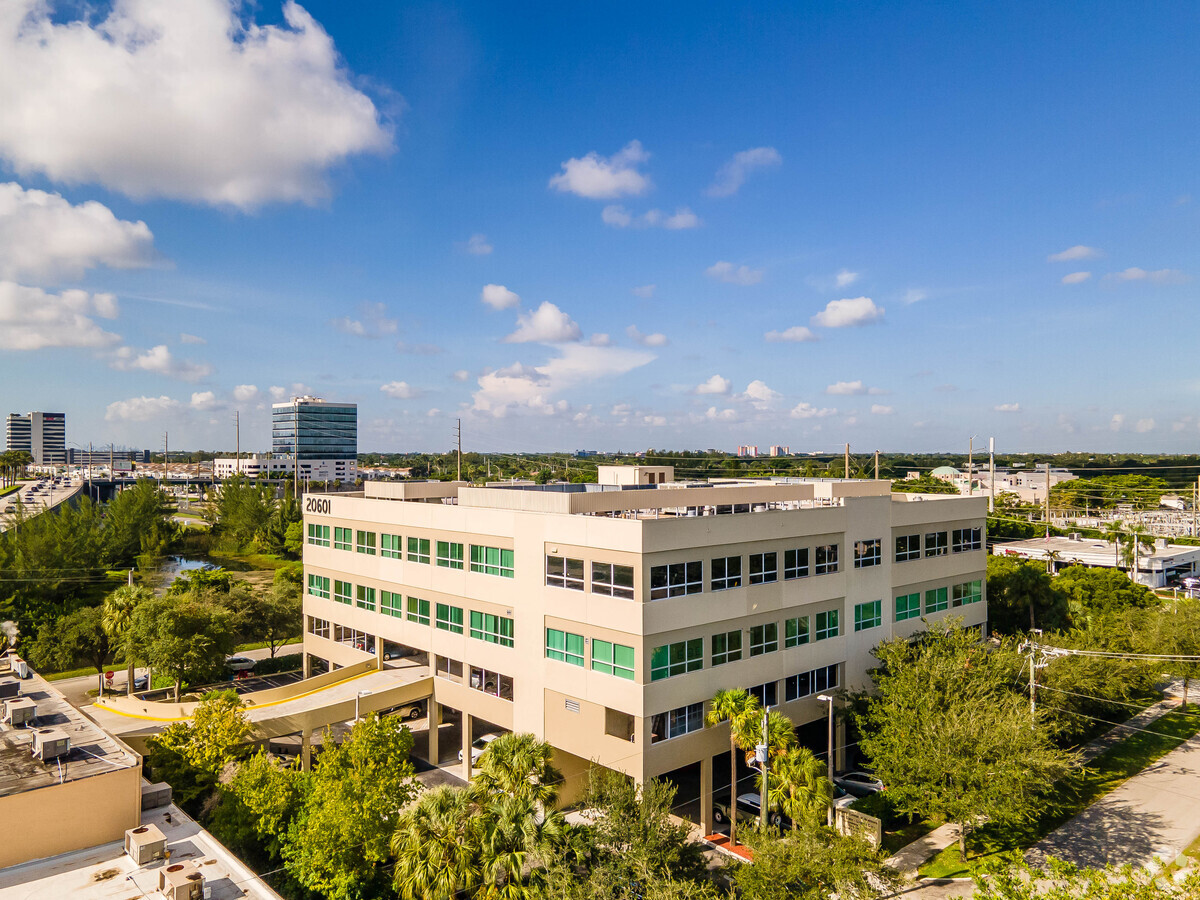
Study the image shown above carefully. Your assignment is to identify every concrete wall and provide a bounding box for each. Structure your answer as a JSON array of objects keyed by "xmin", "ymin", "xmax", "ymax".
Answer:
[{"xmin": 0, "ymin": 764, "xmax": 142, "ymax": 868}]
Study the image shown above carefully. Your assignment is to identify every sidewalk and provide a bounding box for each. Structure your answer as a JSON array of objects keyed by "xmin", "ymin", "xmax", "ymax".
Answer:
[{"xmin": 884, "ymin": 697, "xmax": 1180, "ymax": 876}]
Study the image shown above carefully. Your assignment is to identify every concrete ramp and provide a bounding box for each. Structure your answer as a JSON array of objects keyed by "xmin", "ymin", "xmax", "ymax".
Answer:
[{"xmin": 87, "ymin": 662, "xmax": 434, "ymax": 752}]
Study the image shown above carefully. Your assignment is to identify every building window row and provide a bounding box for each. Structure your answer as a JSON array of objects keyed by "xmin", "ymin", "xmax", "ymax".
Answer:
[
  {"xmin": 319, "ymin": 527, "xmax": 516, "ymax": 578},
  {"xmin": 896, "ymin": 581, "xmax": 988, "ymax": 621},
  {"xmin": 652, "ymin": 545, "xmax": 840, "ymax": 601},
  {"xmin": 895, "ymin": 526, "xmax": 983, "ymax": 563},
  {"xmin": 657, "ymin": 610, "xmax": 844, "ymax": 676},
  {"xmin": 650, "ymin": 561, "xmax": 703, "ymax": 599},
  {"xmin": 471, "ymin": 545, "xmax": 515, "ymax": 578},
  {"xmin": 307, "ymin": 616, "xmax": 330, "ymax": 639},
  {"xmin": 784, "ymin": 663, "xmax": 840, "ymax": 702},
  {"xmin": 545, "ymin": 555, "xmax": 637, "ymax": 599},
  {"xmin": 544, "ymin": 629, "xmax": 635, "ymax": 681},
  {"xmin": 650, "ymin": 701, "xmax": 703, "ymax": 743},
  {"xmin": 470, "ymin": 610, "xmax": 515, "ymax": 647},
  {"xmin": 307, "ymin": 574, "xmax": 330, "ymax": 599},
  {"xmin": 307, "ymin": 524, "xmax": 330, "ymax": 547},
  {"xmin": 650, "ymin": 638, "xmax": 704, "ymax": 681}
]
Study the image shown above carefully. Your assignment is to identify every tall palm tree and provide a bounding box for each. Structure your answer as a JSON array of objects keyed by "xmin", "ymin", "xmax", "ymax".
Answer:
[
  {"xmin": 475, "ymin": 793, "xmax": 570, "ymax": 900},
  {"xmin": 472, "ymin": 731, "xmax": 562, "ymax": 809},
  {"xmin": 762, "ymin": 745, "xmax": 832, "ymax": 830},
  {"xmin": 1128, "ymin": 524, "xmax": 1153, "ymax": 584},
  {"xmin": 1104, "ymin": 519, "xmax": 1125, "ymax": 568},
  {"xmin": 1044, "ymin": 548, "xmax": 1062, "ymax": 575},
  {"xmin": 733, "ymin": 708, "xmax": 798, "ymax": 827},
  {"xmin": 102, "ymin": 584, "xmax": 152, "ymax": 695},
  {"xmin": 705, "ymin": 688, "xmax": 762, "ymax": 846},
  {"xmin": 391, "ymin": 786, "xmax": 480, "ymax": 900}
]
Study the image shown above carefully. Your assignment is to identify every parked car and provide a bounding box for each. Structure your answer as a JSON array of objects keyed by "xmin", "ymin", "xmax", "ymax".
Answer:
[
  {"xmin": 224, "ymin": 656, "xmax": 257, "ymax": 672},
  {"xmin": 391, "ymin": 701, "xmax": 425, "ymax": 720},
  {"xmin": 833, "ymin": 771, "xmax": 885, "ymax": 797},
  {"xmin": 714, "ymin": 786, "xmax": 855, "ymax": 829},
  {"xmin": 132, "ymin": 673, "xmax": 149, "ymax": 691},
  {"xmin": 458, "ymin": 732, "xmax": 501, "ymax": 765}
]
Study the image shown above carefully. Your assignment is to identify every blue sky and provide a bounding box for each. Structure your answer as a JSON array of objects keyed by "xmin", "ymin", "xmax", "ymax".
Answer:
[{"xmin": 0, "ymin": 1, "xmax": 1196, "ymax": 454}]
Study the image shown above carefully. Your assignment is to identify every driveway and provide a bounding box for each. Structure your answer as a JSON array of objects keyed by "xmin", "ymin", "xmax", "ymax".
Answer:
[{"xmin": 1029, "ymin": 734, "xmax": 1200, "ymax": 869}]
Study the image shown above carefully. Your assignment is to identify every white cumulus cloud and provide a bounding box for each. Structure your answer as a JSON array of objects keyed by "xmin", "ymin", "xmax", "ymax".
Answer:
[
  {"xmin": 631, "ymin": 284, "xmax": 656, "ymax": 299},
  {"xmin": 705, "ymin": 406, "xmax": 739, "ymax": 422},
  {"xmin": 1110, "ymin": 414, "xmax": 1125, "ymax": 431},
  {"xmin": 180, "ymin": 333, "xmax": 206, "ymax": 345},
  {"xmin": 790, "ymin": 402, "xmax": 837, "ymax": 419},
  {"xmin": 870, "ymin": 404, "xmax": 894, "ymax": 415},
  {"xmin": 706, "ymin": 261, "xmax": 763, "ymax": 286},
  {"xmin": 835, "ymin": 269, "xmax": 859, "ymax": 288},
  {"xmin": 1135, "ymin": 418, "xmax": 1155, "ymax": 433},
  {"xmin": 626, "ymin": 325, "xmax": 668, "ymax": 347},
  {"xmin": 472, "ymin": 345, "xmax": 654, "ymax": 417},
  {"xmin": 190, "ymin": 391, "xmax": 218, "ymax": 411},
  {"xmin": 765, "ymin": 326, "xmax": 817, "ymax": 343},
  {"xmin": 994, "ymin": 403, "xmax": 1021, "ymax": 413},
  {"xmin": 695, "ymin": 374, "xmax": 732, "ymax": 395},
  {"xmin": 0, "ymin": 0, "xmax": 392, "ymax": 210},
  {"xmin": 105, "ymin": 395, "xmax": 179, "ymax": 422},
  {"xmin": 826, "ymin": 380, "xmax": 866, "ymax": 396},
  {"xmin": 601, "ymin": 205, "xmax": 700, "ymax": 230},
  {"xmin": 232, "ymin": 384, "xmax": 259, "ymax": 402},
  {"xmin": 504, "ymin": 302, "xmax": 582, "ymax": 344},
  {"xmin": 380, "ymin": 381, "xmax": 420, "ymax": 399},
  {"xmin": 811, "ymin": 296, "xmax": 884, "ymax": 328},
  {"xmin": 0, "ymin": 182, "xmax": 156, "ymax": 282},
  {"xmin": 111, "ymin": 344, "xmax": 212, "ymax": 382},
  {"xmin": 1061, "ymin": 271, "xmax": 1091, "ymax": 284},
  {"xmin": 0, "ymin": 282, "xmax": 121, "ymax": 350},
  {"xmin": 465, "ymin": 233, "xmax": 493, "ymax": 255},
  {"xmin": 1048, "ymin": 245, "xmax": 1102, "ymax": 262},
  {"xmin": 481, "ymin": 284, "xmax": 520, "ymax": 310},
  {"xmin": 549, "ymin": 140, "xmax": 650, "ymax": 199},
  {"xmin": 452, "ymin": 370, "xmax": 470, "ymax": 382},
  {"xmin": 740, "ymin": 380, "xmax": 780, "ymax": 410},
  {"xmin": 706, "ymin": 147, "xmax": 782, "ymax": 198}
]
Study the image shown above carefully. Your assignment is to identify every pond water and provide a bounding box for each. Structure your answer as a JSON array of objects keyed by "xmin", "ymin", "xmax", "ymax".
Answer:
[{"xmin": 145, "ymin": 553, "xmax": 255, "ymax": 588}]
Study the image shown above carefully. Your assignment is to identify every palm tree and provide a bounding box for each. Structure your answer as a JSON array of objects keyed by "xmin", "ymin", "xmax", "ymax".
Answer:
[
  {"xmin": 475, "ymin": 793, "xmax": 570, "ymax": 899},
  {"xmin": 471, "ymin": 731, "xmax": 562, "ymax": 809},
  {"xmin": 1128, "ymin": 524, "xmax": 1153, "ymax": 584},
  {"xmin": 1045, "ymin": 548, "xmax": 1062, "ymax": 575},
  {"xmin": 733, "ymin": 708, "xmax": 799, "ymax": 827},
  {"xmin": 102, "ymin": 584, "xmax": 152, "ymax": 695},
  {"xmin": 762, "ymin": 745, "xmax": 832, "ymax": 830},
  {"xmin": 1104, "ymin": 519, "xmax": 1125, "ymax": 568},
  {"xmin": 705, "ymin": 688, "xmax": 762, "ymax": 846},
  {"xmin": 391, "ymin": 786, "xmax": 480, "ymax": 900}
]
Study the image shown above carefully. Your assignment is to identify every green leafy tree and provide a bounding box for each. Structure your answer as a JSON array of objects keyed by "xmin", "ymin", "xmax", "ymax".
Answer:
[
  {"xmin": 734, "ymin": 821, "xmax": 902, "ymax": 900},
  {"xmin": 241, "ymin": 581, "xmax": 301, "ymax": 657},
  {"xmin": 986, "ymin": 555, "xmax": 1070, "ymax": 634},
  {"xmin": 891, "ymin": 474, "xmax": 960, "ymax": 495},
  {"xmin": 102, "ymin": 478, "xmax": 176, "ymax": 568},
  {"xmin": 102, "ymin": 583, "xmax": 152, "ymax": 695},
  {"xmin": 858, "ymin": 620, "xmax": 1075, "ymax": 857},
  {"xmin": 1142, "ymin": 599, "xmax": 1200, "ymax": 708},
  {"xmin": 28, "ymin": 605, "xmax": 113, "ymax": 690},
  {"xmin": 1053, "ymin": 565, "xmax": 1156, "ymax": 626},
  {"xmin": 213, "ymin": 750, "xmax": 304, "ymax": 862},
  {"xmin": 285, "ymin": 714, "xmax": 418, "ymax": 900},
  {"xmin": 705, "ymin": 688, "xmax": 762, "ymax": 846},
  {"xmin": 146, "ymin": 690, "xmax": 250, "ymax": 809},
  {"xmin": 133, "ymin": 593, "xmax": 239, "ymax": 700}
]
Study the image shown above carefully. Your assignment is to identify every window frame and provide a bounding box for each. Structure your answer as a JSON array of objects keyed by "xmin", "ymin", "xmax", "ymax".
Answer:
[
  {"xmin": 711, "ymin": 555, "xmax": 742, "ymax": 591},
  {"xmin": 784, "ymin": 615, "xmax": 809, "ymax": 648},
  {"xmin": 952, "ymin": 527, "xmax": 983, "ymax": 553},
  {"xmin": 380, "ymin": 533, "xmax": 403, "ymax": 559},
  {"xmin": 407, "ymin": 537, "xmax": 430, "ymax": 564},
  {"xmin": 355, "ymin": 530, "xmax": 376, "ymax": 555},
  {"xmin": 406, "ymin": 596, "xmax": 430, "ymax": 626},
  {"xmin": 784, "ymin": 547, "xmax": 810, "ymax": 579},
  {"xmin": 435, "ymin": 602, "xmax": 464, "ymax": 634},
  {"xmin": 380, "ymin": 590, "xmax": 403, "ymax": 617},
  {"xmin": 545, "ymin": 628, "xmax": 585, "ymax": 666},
  {"xmin": 895, "ymin": 534, "xmax": 921, "ymax": 562},
  {"xmin": 854, "ymin": 599, "xmax": 882, "ymax": 631},
  {"xmin": 749, "ymin": 622, "xmax": 779, "ymax": 656},
  {"xmin": 592, "ymin": 562, "xmax": 635, "ymax": 599},
  {"xmin": 436, "ymin": 540, "xmax": 465, "ymax": 569},
  {"xmin": 546, "ymin": 555, "xmax": 585, "ymax": 591},
  {"xmin": 333, "ymin": 527, "xmax": 352, "ymax": 552},
  {"xmin": 894, "ymin": 592, "xmax": 921, "ymax": 621},
  {"xmin": 814, "ymin": 609, "xmax": 840, "ymax": 641},
  {"xmin": 333, "ymin": 579, "xmax": 352, "ymax": 604},
  {"xmin": 649, "ymin": 561, "xmax": 703, "ymax": 600},
  {"xmin": 749, "ymin": 551, "xmax": 778, "ymax": 585},
  {"xmin": 469, "ymin": 610, "xmax": 515, "ymax": 647},
  {"xmin": 853, "ymin": 539, "xmax": 882, "ymax": 568},
  {"xmin": 650, "ymin": 638, "xmax": 704, "ymax": 681},
  {"xmin": 925, "ymin": 586, "xmax": 949, "ymax": 613},
  {"xmin": 356, "ymin": 584, "xmax": 376, "ymax": 612},
  {"xmin": 306, "ymin": 523, "xmax": 330, "ymax": 547},
  {"xmin": 815, "ymin": 544, "xmax": 839, "ymax": 575},
  {"xmin": 924, "ymin": 531, "xmax": 948, "ymax": 557},
  {"xmin": 711, "ymin": 629, "xmax": 743, "ymax": 666},
  {"xmin": 591, "ymin": 639, "xmax": 635, "ymax": 680},
  {"xmin": 307, "ymin": 573, "xmax": 330, "ymax": 599}
]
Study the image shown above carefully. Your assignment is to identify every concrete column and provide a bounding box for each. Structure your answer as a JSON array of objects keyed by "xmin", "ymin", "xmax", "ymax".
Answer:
[
  {"xmin": 300, "ymin": 729, "xmax": 312, "ymax": 772},
  {"xmin": 375, "ymin": 638, "xmax": 385, "ymax": 670},
  {"xmin": 461, "ymin": 711, "xmax": 473, "ymax": 781},
  {"xmin": 699, "ymin": 754, "xmax": 714, "ymax": 836},
  {"xmin": 427, "ymin": 700, "xmax": 440, "ymax": 765},
  {"xmin": 302, "ymin": 653, "xmax": 312, "ymax": 679}
]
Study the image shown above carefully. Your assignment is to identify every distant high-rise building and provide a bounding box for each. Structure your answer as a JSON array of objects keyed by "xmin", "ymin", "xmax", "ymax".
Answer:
[
  {"xmin": 271, "ymin": 396, "xmax": 358, "ymax": 483},
  {"xmin": 736, "ymin": 444, "xmax": 759, "ymax": 458},
  {"xmin": 769, "ymin": 445, "xmax": 791, "ymax": 457},
  {"xmin": 6, "ymin": 412, "xmax": 66, "ymax": 464}
]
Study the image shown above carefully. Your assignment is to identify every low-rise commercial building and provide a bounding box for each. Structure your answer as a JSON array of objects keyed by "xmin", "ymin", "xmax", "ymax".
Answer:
[
  {"xmin": 995, "ymin": 533, "xmax": 1200, "ymax": 588},
  {"xmin": 301, "ymin": 467, "xmax": 988, "ymax": 825}
]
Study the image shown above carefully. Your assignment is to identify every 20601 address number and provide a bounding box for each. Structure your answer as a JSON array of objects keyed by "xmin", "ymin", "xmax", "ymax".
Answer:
[{"xmin": 305, "ymin": 497, "xmax": 331, "ymax": 515}]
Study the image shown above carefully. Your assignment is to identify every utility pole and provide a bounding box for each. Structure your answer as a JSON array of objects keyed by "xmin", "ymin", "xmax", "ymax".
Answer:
[
  {"xmin": 989, "ymin": 437, "xmax": 996, "ymax": 514},
  {"xmin": 163, "ymin": 431, "xmax": 168, "ymax": 483},
  {"xmin": 844, "ymin": 443, "xmax": 850, "ymax": 479},
  {"xmin": 87, "ymin": 441, "xmax": 92, "ymax": 502},
  {"xmin": 235, "ymin": 411, "xmax": 240, "ymax": 471},
  {"xmin": 455, "ymin": 418, "xmax": 463, "ymax": 482},
  {"xmin": 967, "ymin": 435, "xmax": 975, "ymax": 496},
  {"xmin": 874, "ymin": 449, "xmax": 880, "ymax": 481},
  {"xmin": 1194, "ymin": 475, "xmax": 1198, "ymax": 538},
  {"xmin": 1029, "ymin": 651, "xmax": 1037, "ymax": 719}
]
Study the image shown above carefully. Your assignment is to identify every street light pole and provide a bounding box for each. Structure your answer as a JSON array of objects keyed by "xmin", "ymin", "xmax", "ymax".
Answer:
[
  {"xmin": 818, "ymin": 694, "xmax": 834, "ymax": 825},
  {"xmin": 355, "ymin": 689, "xmax": 372, "ymax": 723},
  {"xmin": 756, "ymin": 707, "xmax": 769, "ymax": 828}
]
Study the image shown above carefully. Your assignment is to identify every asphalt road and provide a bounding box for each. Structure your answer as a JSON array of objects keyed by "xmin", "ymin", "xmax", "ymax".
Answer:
[
  {"xmin": 1029, "ymin": 733, "xmax": 1200, "ymax": 869},
  {"xmin": 53, "ymin": 641, "xmax": 303, "ymax": 709}
]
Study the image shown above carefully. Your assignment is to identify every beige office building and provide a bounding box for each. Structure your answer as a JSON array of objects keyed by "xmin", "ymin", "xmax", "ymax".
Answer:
[{"xmin": 301, "ymin": 467, "xmax": 987, "ymax": 823}]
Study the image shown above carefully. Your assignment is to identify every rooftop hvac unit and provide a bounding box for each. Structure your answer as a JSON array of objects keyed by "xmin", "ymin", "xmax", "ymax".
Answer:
[
  {"xmin": 0, "ymin": 677, "xmax": 20, "ymax": 701},
  {"xmin": 30, "ymin": 728, "xmax": 70, "ymax": 762},
  {"xmin": 3, "ymin": 696, "xmax": 35, "ymax": 726},
  {"xmin": 158, "ymin": 862, "xmax": 207, "ymax": 900},
  {"xmin": 124, "ymin": 824, "xmax": 167, "ymax": 865}
]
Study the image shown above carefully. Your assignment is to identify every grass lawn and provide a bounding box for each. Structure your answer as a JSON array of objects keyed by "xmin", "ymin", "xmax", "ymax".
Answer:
[
  {"xmin": 920, "ymin": 709, "xmax": 1200, "ymax": 878},
  {"xmin": 0, "ymin": 484, "xmax": 20, "ymax": 498},
  {"xmin": 207, "ymin": 549, "xmax": 293, "ymax": 570}
]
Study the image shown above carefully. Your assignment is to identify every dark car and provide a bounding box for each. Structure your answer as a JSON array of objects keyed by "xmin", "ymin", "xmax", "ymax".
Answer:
[{"xmin": 833, "ymin": 771, "xmax": 885, "ymax": 797}]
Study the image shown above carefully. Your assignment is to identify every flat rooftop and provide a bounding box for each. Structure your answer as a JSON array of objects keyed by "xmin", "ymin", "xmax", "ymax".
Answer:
[
  {"xmin": 997, "ymin": 535, "xmax": 1200, "ymax": 564},
  {"xmin": 0, "ymin": 671, "xmax": 138, "ymax": 798},
  {"xmin": 0, "ymin": 801, "xmax": 283, "ymax": 900}
]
